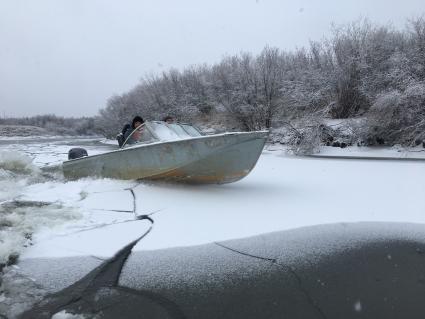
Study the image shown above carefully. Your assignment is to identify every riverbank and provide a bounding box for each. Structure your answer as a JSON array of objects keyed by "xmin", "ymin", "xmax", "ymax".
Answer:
[{"xmin": 0, "ymin": 125, "xmax": 49, "ymax": 137}]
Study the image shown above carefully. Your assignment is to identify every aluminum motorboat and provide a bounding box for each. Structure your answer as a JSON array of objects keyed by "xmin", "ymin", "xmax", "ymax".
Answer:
[{"xmin": 62, "ymin": 121, "xmax": 268, "ymax": 184}]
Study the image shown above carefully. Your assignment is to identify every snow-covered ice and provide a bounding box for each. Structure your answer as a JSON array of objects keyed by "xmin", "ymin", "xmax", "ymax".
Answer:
[
  {"xmin": 0, "ymin": 137, "xmax": 423, "ymax": 262},
  {"xmin": 131, "ymin": 148, "xmax": 425, "ymax": 251},
  {"xmin": 313, "ymin": 145, "xmax": 425, "ymax": 159},
  {"xmin": 1, "ymin": 136, "xmax": 424, "ymax": 318},
  {"xmin": 51, "ymin": 310, "xmax": 88, "ymax": 319}
]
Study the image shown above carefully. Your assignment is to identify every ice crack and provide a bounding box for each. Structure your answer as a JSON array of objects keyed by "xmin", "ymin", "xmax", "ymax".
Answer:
[{"xmin": 214, "ymin": 242, "xmax": 328, "ymax": 319}]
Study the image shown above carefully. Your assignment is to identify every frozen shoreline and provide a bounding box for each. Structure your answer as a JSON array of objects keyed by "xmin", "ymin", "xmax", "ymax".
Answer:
[{"xmin": 265, "ymin": 143, "xmax": 425, "ymax": 160}]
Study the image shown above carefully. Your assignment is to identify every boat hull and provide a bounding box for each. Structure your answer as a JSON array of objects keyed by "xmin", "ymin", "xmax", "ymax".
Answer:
[{"xmin": 62, "ymin": 131, "xmax": 267, "ymax": 184}]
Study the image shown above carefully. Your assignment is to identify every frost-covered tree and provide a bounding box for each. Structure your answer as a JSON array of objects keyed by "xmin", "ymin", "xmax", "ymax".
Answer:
[
  {"xmin": 365, "ymin": 82, "xmax": 425, "ymax": 145},
  {"xmin": 94, "ymin": 16, "xmax": 425, "ymax": 147}
]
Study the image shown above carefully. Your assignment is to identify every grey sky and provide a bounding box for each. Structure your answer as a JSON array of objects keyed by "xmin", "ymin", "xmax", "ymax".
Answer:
[{"xmin": 0, "ymin": 0, "xmax": 423, "ymax": 117}]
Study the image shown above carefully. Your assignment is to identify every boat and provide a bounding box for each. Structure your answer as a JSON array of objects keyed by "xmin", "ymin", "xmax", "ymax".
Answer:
[{"xmin": 62, "ymin": 121, "xmax": 268, "ymax": 184}]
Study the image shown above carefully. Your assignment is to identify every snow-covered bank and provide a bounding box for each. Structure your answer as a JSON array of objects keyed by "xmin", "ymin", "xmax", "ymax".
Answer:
[
  {"xmin": 266, "ymin": 143, "xmax": 425, "ymax": 160},
  {"xmin": 0, "ymin": 125, "xmax": 49, "ymax": 137},
  {"xmin": 312, "ymin": 145, "xmax": 425, "ymax": 160}
]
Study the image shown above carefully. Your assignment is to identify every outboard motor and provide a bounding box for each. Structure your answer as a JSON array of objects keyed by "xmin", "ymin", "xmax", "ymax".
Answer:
[{"xmin": 68, "ymin": 148, "xmax": 88, "ymax": 160}]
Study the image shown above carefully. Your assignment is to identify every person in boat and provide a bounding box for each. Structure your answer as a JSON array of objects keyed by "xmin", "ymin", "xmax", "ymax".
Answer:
[
  {"xmin": 117, "ymin": 116, "xmax": 145, "ymax": 147},
  {"xmin": 162, "ymin": 115, "xmax": 175, "ymax": 124}
]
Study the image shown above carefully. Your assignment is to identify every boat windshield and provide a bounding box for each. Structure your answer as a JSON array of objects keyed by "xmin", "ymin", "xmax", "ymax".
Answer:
[
  {"xmin": 149, "ymin": 122, "xmax": 182, "ymax": 140},
  {"xmin": 180, "ymin": 124, "xmax": 202, "ymax": 137},
  {"xmin": 122, "ymin": 124, "xmax": 156, "ymax": 148},
  {"xmin": 122, "ymin": 121, "xmax": 202, "ymax": 148}
]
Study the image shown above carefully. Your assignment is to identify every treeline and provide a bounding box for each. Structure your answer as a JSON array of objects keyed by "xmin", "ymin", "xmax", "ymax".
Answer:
[
  {"xmin": 0, "ymin": 115, "xmax": 100, "ymax": 136},
  {"xmin": 97, "ymin": 17, "xmax": 425, "ymax": 146}
]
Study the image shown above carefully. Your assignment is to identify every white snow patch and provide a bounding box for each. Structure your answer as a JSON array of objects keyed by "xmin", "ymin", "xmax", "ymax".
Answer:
[
  {"xmin": 315, "ymin": 145, "xmax": 425, "ymax": 159},
  {"xmin": 51, "ymin": 310, "xmax": 88, "ymax": 319},
  {"xmin": 99, "ymin": 138, "xmax": 118, "ymax": 145},
  {"xmin": 354, "ymin": 300, "xmax": 362, "ymax": 312}
]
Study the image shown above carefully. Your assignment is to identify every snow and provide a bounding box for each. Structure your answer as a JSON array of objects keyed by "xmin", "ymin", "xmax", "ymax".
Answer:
[
  {"xmin": 51, "ymin": 311, "xmax": 87, "ymax": 319},
  {"xmin": 1, "ymin": 137, "xmax": 424, "ymax": 262},
  {"xmin": 314, "ymin": 145, "xmax": 425, "ymax": 159},
  {"xmin": 354, "ymin": 300, "xmax": 362, "ymax": 312},
  {"xmin": 99, "ymin": 138, "xmax": 119, "ymax": 145},
  {"xmin": 1, "ymin": 137, "xmax": 424, "ymax": 318},
  {"xmin": 131, "ymin": 149, "xmax": 425, "ymax": 251}
]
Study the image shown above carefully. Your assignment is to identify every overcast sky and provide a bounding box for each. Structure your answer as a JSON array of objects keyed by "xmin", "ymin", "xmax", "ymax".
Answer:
[{"xmin": 0, "ymin": 0, "xmax": 423, "ymax": 117}]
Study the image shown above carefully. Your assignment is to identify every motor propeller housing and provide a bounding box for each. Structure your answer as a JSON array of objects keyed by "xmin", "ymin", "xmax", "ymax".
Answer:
[{"xmin": 68, "ymin": 148, "xmax": 88, "ymax": 160}]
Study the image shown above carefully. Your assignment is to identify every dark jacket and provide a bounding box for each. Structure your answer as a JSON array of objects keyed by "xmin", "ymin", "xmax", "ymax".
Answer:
[{"xmin": 117, "ymin": 124, "xmax": 132, "ymax": 147}]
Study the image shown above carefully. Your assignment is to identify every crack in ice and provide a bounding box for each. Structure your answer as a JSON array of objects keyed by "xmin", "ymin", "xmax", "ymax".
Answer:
[{"xmin": 214, "ymin": 242, "xmax": 328, "ymax": 319}]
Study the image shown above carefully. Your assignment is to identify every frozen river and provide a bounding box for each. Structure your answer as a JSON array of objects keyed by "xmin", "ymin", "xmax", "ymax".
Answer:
[
  {"xmin": 1, "ymin": 136, "xmax": 425, "ymax": 318},
  {"xmin": 1, "ymin": 136, "xmax": 424, "ymax": 261}
]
